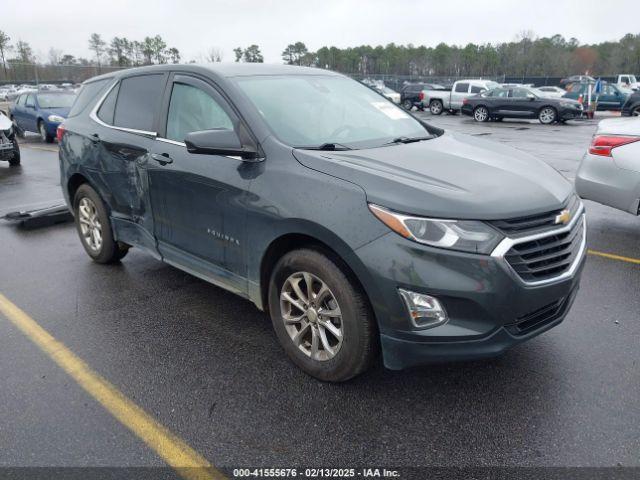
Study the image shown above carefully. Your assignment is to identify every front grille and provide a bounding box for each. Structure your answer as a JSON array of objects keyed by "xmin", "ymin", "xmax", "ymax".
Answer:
[
  {"xmin": 490, "ymin": 195, "xmax": 580, "ymax": 236},
  {"xmin": 505, "ymin": 288, "xmax": 577, "ymax": 336},
  {"xmin": 504, "ymin": 213, "xmax": 584, "ymax": 283}
]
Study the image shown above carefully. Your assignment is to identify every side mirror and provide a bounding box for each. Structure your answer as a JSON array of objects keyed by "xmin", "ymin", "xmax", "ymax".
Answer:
[{"xmin": 184, "ymin": 129, "xmax": 258, "ymax": 160}]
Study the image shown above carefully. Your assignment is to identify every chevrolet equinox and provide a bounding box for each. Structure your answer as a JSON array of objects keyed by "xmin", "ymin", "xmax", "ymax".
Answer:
[{"xmin": 59, "ymin": 64, "xmax": 586, "ymax": 381}]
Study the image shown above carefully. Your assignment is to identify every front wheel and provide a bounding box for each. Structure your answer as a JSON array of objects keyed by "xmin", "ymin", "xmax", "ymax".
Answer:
[
  {"xmin": 8, "ymin": 140, "xmax": 20, "ymax": 166},
  {"xmin": 268, "ymin": 249, "xmax": 377, "ymax": 382},
  {"xmin": 73, "ymin": 184, "xmax": 129, "ymax": 263},
  {"xmin": 38, "ymin": 120, "xmax": 54, "ymax": 143},
  {"xmin": 430, "ymin": 100, "xmax": 443, "ymax": 115},
  {"xmin": 632, "ymin": 106, "xmax": 640, "ymax": 117},
  {"xmin": 538, "ymin": 107, "xmax": 557, "ymax": 124},
  {"xmin": 473, "ymin": 106, "xmax": 489, "ymax": 122}
]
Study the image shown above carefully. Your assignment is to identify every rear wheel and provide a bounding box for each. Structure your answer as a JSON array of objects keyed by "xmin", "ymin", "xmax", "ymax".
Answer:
[
  {"xmin": 73, "ymin": 184, "xmax": 129, "ymax": 263},
  {"xmin": 538, "ymin": 107, "xmax": 557, "ymax": 124},
  {"xmin": 402, "ymin": 99, "xmax": 413, "ymax": 111},
  {"xmin": 268, "ymin": 248, "xmax": 376, "ymax": 382},
  {"xmin": 473, "ymin": 106, "xmax": 489, "ymax": 122},
  {"xmin": 38, "ymin": 120, "xmax": 54, "ymax": 143},
  {"xmin": 430, "ymin": 99, "xmax": 443, "ymax": 115},
  {"xmin": 632, "ymin": 106, "xmax": 640, "ymax": 117}
]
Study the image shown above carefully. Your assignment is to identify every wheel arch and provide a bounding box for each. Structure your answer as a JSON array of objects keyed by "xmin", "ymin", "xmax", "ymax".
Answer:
[{"xmin": 257, "ymin": 228, "xmax": 380, "ymax": 330}]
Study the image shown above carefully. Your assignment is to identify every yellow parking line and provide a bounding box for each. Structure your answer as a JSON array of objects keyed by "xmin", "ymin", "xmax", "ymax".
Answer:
[
  {"xmin": 21, "ymin": 145, "xmax": 58, "ymax": 152},
  {"xmin": 588, "ymin": 249, "xmax": 640, "ymax": 265},
  {"xmin": 0, "ymin": 292, "xmax": 225, "ymax": 480}
]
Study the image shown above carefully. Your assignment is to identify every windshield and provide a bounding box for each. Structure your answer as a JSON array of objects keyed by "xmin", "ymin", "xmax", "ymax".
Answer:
[
  {"xmin": 37, "ymin": 93, "xmax": 76, "ymax": 108},
  {"xmin": 234, "ymin": 75, "xmax": 429, "ymax": 149}
]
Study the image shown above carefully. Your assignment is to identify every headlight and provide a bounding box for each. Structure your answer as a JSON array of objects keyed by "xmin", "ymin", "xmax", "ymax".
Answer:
[
  {"xmin": 369, "ymin": 204, "xmax": 504, "ymax": 254},
  {"xmin": 48, "ymin": 114, "xmax": 65, "ymax": 123}
]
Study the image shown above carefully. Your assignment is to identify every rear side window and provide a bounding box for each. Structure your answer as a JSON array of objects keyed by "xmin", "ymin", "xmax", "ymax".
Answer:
[
  {"xmin": 68, "ymin": 78, "xmax": 110, "ymax": 117},
  {"xmin": 97, "ymin": 83, "xmax": 120, "ymax": 125},
  {"xmin": 455, "ymin": 83, "xmax": 469, "ymax": 93},
  {"xmin": 113, "ymin": 74, "xmax": 165, "ymax": 132},
  {"xmin": 25, "ymin": 94, "xmax": 35, "ymax": 107},
  {"xmin": 470, "ymin": 85, "xmax": 484, "ymax": 94},
  {"xmin": 16, "ymin": 95, "xmax": 26, "ymax": 106}
]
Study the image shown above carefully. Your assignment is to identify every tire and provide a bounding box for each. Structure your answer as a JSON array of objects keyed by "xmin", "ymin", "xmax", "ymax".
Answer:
[
  {"xmin": 430, "ymin": 99, "xmax": 443, "ymax": 115},
  {"xmin": 402, "ymin": 99, "xmax": 413, "ymax": 111},
  {"xmin": 268, "ymin": 248, "xmax": 377, "ymax": 382},
  {"xmin": 473, "ymin": 106, "xmax": 489, "ymax": 122},
  {"xmin": 38, "ymin": 120, "xmax": 54, "ymax": 143},
  {"xmin": 73, "ymin": 184, "xmax": 129, "ymax": 264},
  {"xmin": 8, "ymin": 140, "xmax": 20, "ymax": 166},
  {"xmin": 11, "ymin": 117, "xmax": 25, "ymax": 138},
  {"xmin": 538, "ymin": 106, "xmax": 557, "ymax": 124},
  {"xmin": 632, "ymin": 106, "xmax": 640, "ymax": 117}
]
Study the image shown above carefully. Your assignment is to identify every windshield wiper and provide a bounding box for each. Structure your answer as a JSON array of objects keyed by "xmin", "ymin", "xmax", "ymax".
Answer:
[
  {"xmin": 383, "ymin": 135, "xmax": 434, "ymax": 146},
  {"xmin": 298, "ymin": 142, "xmax": 352, "ymax": 151}
]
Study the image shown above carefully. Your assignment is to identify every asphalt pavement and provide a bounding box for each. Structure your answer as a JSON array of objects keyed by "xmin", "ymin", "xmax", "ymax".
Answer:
[{"xmin": 0, "ymin": 114, "xmax": 638, "ymax": 477}]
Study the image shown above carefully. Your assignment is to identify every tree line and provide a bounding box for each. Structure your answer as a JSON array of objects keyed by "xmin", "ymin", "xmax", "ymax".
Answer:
[
  {"xmin": 282, "ymin": 33, "xmax": 640, "ymax": 77},
  {"xmin": 1, "ymin": 30, "xmax": 639, "ymax": 80}
]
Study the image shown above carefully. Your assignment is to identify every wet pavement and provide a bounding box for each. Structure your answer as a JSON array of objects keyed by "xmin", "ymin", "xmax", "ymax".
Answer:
[{"xmin": 0, "ymin": 114, "xmax": 638, "ymax": 474}]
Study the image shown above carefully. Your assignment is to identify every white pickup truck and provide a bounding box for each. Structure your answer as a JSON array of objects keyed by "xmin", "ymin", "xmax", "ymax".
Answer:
[
  {"xmin": 616, "ymin": 74, "xmax": 639, "ymax": 91},
  {"xmin": 420, "ymin": 79, "xmax": 500, "ymax": 114}
]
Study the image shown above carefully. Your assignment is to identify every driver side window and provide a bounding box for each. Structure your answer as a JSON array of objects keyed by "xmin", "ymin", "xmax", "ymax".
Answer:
[{"xmin": 166, "ymin": 83, "xmax": 233, "ymax": 142}]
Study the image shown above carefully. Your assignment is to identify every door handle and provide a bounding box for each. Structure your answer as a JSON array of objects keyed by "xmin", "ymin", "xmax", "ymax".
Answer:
[{"xmin": 151, "ymin": 153, "xmax": 173, "ymax": 166}]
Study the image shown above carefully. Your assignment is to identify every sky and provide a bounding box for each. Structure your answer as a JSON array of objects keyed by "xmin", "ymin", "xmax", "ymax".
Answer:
[{"xmin": 2, "ymin": 0, "xmax": 639, "ymax": 64}]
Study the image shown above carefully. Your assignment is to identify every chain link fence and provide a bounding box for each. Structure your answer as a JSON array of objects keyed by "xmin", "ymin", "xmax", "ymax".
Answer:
[{"xmin": 0, "ymin": 63, "xmax": 126, "ymax": 85}]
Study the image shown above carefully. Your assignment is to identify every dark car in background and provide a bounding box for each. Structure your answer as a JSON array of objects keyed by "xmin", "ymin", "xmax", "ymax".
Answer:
[
  {"xmin": 400, "ymin": 83, "xmax": 445, "ymax": 111},
  {"xmin": 560, "ymin": 75, "xmax": 595, "ymax": 87},
  {"xmin": 622, "ymin": 90, "xmax": 640, "ymax": 116},
  {"xmin": 461, "ymin": 86, "xmax": 583, "ymax": 124},
  {"xmin": 9, "ymin": 91, "xmax": 76, "ymax": 142},
  {"xmin": 58, "ymin": 64, "xmax": 585, "ymax": 381},
  {"xmin": 563, "ymin": 82, "xmax": 629, "ymax": 111}
]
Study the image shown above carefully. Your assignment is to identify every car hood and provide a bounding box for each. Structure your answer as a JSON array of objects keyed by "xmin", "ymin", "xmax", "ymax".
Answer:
[
  {"xmin": 292, "ymin": 131, "xmax": 572, "ymax": 220},
  {"xmin": 0, "ymin": 113, "xmax": 11, "ymax": 130}
]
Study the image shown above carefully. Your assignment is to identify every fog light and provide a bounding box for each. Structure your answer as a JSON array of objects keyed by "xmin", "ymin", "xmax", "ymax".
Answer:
[{"xmin": 398, "ymin": 289, "xmax": 448, "ymax": 329}]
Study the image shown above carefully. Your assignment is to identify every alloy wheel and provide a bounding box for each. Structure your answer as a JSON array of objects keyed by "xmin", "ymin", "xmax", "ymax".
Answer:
[
  {"xmin": 402, "ymin": 99, "xmax": 413, "ymax": 111},
  {"xmin": 539, "ymin": 107, "xmax": 556, "ymax": 124},
  {"xmin": 78, "ymin": 197, "xmax": 103, "ymax": 252},
  {"xmin": 632, "ymin": 107, "xmax": 640, "ymax": 117},
  {"xmin": 474, "ymin": 107, "xmax": 489, "ymax": 122},
  {"xmin": 430, "ymin": 101, "xmax": 443, "ymax": 115},
  {"xmin": 280, "ymin": 271, "xmax": 343, "ymax": 361}
]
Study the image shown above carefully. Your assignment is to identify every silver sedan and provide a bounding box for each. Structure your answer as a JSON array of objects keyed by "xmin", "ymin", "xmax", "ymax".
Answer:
[{"xmin": 576, "ymin": 117, "xmax": 640, "ymax": 215}]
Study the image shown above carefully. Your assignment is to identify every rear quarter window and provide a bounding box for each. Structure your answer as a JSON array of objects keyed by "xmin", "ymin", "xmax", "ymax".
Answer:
[
  {"xmin": 113, "ymin": 74, "xmax": 165, "ymax": 132},
  {"xmin": 454, "ymin": 83, "xmax": 469, "ymax": 93},
  {"xmin": 68, "ymin": 78, "xmax": 110, "ymax": 118}
]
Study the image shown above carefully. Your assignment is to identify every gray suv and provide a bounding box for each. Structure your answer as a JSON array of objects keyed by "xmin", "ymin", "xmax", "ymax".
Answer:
[{"xmin": 59, "ymin": 64, "xmax": 586, "ymax": 381}]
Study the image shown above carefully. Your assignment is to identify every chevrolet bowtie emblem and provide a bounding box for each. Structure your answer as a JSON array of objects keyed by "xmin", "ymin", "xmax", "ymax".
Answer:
[{"xmin": 555, "ymin": 209, "xmax": 571, "ymax": 225}]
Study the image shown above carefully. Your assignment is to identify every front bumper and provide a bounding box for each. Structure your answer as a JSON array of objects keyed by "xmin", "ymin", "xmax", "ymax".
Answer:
[
  {"xmin": 0, "ymin": 135, "xmax": 16, "ymax": 161},
  {"xmin": 355, "ymin": 213, "xmax": 587, "ymax": 370},
  {"xmin": 558, "ymin": 106, "xmax": 585, "ymax": 120}
]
